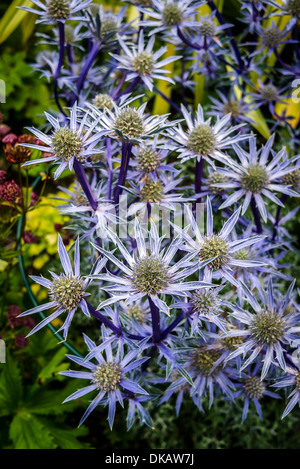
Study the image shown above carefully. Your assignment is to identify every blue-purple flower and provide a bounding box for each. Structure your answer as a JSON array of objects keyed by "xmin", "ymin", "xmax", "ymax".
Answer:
[{"xmin": 18, "ymin": 235, "xmax": 107, "ymax": 339}]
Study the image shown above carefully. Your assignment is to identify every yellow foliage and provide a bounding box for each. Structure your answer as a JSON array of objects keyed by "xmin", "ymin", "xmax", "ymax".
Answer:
[{"xmin": 24, "ymin": 190, "xmax": 70, "ymax": 269}]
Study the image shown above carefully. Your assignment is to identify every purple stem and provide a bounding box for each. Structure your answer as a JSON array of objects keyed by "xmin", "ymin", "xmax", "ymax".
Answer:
[
  {"xmin": 73, "ymin": 158, "xmax": 98, "ymax": 211},
  {"xmin": 111, "ymin": 73, "xmax": 127, "ymax": 100},
  {"xmin": 72, "ymin": 41, "xmax": 101, "ymax": 104},
  {"xmin": 195, "ymin": 157, "xmax": 204, "ymax": 203},
  {"xmin": 54, "ymin": 21, "xmax": 67, "ymax": 118},
  {"xmin": 86, "ymin": 301, "xmax": 122, "ymax": 336},
  {"xmin": 114, "ymin": 142, "xmax": 132, "ymax": 204},
  {"xmin": 274, "ymin": 48, "xmax": 300, "ymax": 76},
  {"xmin": 106, "ymin": 138, "xmax": 113, "ymax": 201},
  {"xmin": 115, "ymin": 76, "xmax": 141, "ymax": 100},
  {"xmin": 148, "ymin": 296, "xmax": 160, "ymax": 344},
  {"xmin": 272, "ymin": 194, "xmax": 288, "ymax": 242},
  {"xmin": 160, "ymin": 312, "xmax": 185, "ymax": 341},
  {"xmin": 153, "ymin": 86, "xmax": 182, "ymax": 114},
  {"xmin": 207, "ymin": 1, "xmax": 244, "ymax": 71},
  {"xmin": 250, "ymin": 196, "xmax": 263, "ymax": 234}
]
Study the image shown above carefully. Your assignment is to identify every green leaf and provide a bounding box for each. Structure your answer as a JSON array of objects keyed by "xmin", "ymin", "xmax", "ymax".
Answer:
[
  {"xmin": 0, "ymin": 353, "xmax": 23, "ymax": 416},
  {"xmin": 36, "ymin": 417, "xmax": 91, "ymax": 449},
  {"xmin": 23, "ymin": 380, "xmax": 89, "ymax": 416},
  {"xmin": 37, "ymin": 346, "xmax": 69, "ymax": 382},
  {"xmin": 9, "ymin": 413, "xmax": 56, "ymax": 449},
  {"xmin": 0, "ymin": 0, "xmax": 34, "ymax": 44}
]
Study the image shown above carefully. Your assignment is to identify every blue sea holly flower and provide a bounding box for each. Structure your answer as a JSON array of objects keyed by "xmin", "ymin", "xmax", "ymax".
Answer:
[
  {"xmin": 187, "ymin": 343, "xmax": 236, "ymax": 410},
  {"xmin": 172, "ymin": 284, "xmax": 228, "ymax": 334},
  {"xmin": 167, "ymin": 104, "xmax": 248, "ymax": 166},
  {"xmin": 88, "ymin": 96, "xmax": 176, "ymax": 144},
  {"xmin": 273, "ymin": 365, "xmax": 300, "ymax": 418},
  {"xmin": 111, "ymin": 31, "xmax": 179, "ymax": 92},
  {"xmin": 216, "ymin": 135, "xmax": 300, "ymax": 222},
  {"xmin": 89, "ymin": 221, "xmax": 214, "ymax": 316},
  {"xmin": 138, "ymin": 0, "xmax": 202, "ymax": 36},
  {"xmin": 18, "ymin": 236, "xmax": 107, "ymax": 339},
  {"xmin": 20, "ymin": 0, "xmax": 93, "ymax": 24},
  {"xmin": 60, "ymin": 334, "xmax": 149, "ymax": 429},
  {"xmin": 21, "ymin": 103, "xmax": 104, "ymax": 179},
  {"xmin": 251, "ymin": 20, "xmax": 297, "ymax": 57},
  {"xmin": 233, "ymin": 365, "xmax": 281, "ymax": 422},
  {"xmin": 173, "ymin": 197, "xmax": 266, "ymax": 288},
  {"xmin": 225, "ymin": 280, "xmax": 300, "ymax": 379},
  {"xmin": 269, "ymin": 0, "xmax": 300, "ymax": 17},
  {"xmin": 125, "ymin": 172, "xmax": 192, "ymax": 217}
]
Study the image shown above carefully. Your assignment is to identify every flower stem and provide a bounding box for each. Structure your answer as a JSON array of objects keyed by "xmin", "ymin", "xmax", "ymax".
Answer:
[
  {"xmin": 54, "ymin": 21, "xmax": 67, "ymax": 117},
  {"xmin": 195, "ymin": 157, "xmax": 204, "ymax": 203},
  {"xmin": 148, "ymin": 296, "xmax": 160, "ymax": 344},
  {"xmin": 250, "ymin": 196, "xmax": 263, "ymax": 234},
  {"xmin": 73, "ymin": 158, "xmax": 98, "ymax": 211},
  {"xmin": 106, "ymin": 138, "xmax": 113, "ymax": 201},
  {"xmin": 72, "ymin": 41, "xmax": 101, "ymax": 104},
  {"xmin": 207, "ymin": 1, "xmax": 244, "ymax": 71},
  {"xmin": 153, "ymin": 86, "xmax": 181, "ymax": 114},
  {"xmin": 272, "ymin": 194, "xmax": 288, "ymax": 241},
  {"xmin": 86, "ymin": 301, "xmax": 122, "ymax": 336},
  {"xmin": 114, "ymin": 142, "xmax": 133, "ymax": 204},
  {"xmin": 160, "ymin": 312, "xmax": 184, "ymax": 341}
]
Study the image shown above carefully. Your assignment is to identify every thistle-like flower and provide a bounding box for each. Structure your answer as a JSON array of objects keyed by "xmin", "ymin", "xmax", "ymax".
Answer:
[
  {"xmin": 21, "ymin": 0, "xmax": 93, "ymax": 24},
  {"xmin": 167, "ymin": 104, "xmax": 248, "ymax": 166},
  {"xmin": 18, "ymin": 236, "xmax": 107, "ymax": 339},
  {"xmin": 111, "ymin": 32, "xmax": 178, "ymax": 91},
  {"xmin": 273, "ymin": 365, "xmax": 300, "ymax": 418},
  {"xmin": 125, "ymin": 172, "xmax": 191, "ymax": 217},
  {"xmin": 21, "ymin": 104, "xmax": 104, "ymax": 179},
  {"xmin": 138, "ymin": 0, "xmax": 201, "ymax": 36},
  {"xmin": 88, "ymin": 221, "xmax": 214, "ymax": 316},
  {"xmin": 173, "ymin": 197, "xmax": 266, "ymax": 287},
  {"xmin": 216, "ymin": 135, "xmax": 300, "ymax": 222},
  {"xmin": 233, "ymin": 365, "xmax": 280, "ymax": 422},
  {"xmin": 225, "ymin": 280, "xmax": 300, "ymax": 379},
  {"xmin": 60, "ymin": 335, "xmax": 148, "ymax": 429},
  {"xmin": 87, "ymin": 95, "xmax": 175, "ymax": 144}
]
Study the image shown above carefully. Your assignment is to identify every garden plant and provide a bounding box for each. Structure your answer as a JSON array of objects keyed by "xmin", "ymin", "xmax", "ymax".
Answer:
[{"xmin": 0, "ymin": 0, "xmax": 300, "ymax": 450}]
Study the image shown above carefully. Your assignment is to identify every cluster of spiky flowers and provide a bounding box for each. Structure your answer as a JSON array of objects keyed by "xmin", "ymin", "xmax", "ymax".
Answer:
[{"xmin": 15, "ymin": 0, "xmax": 300, "ymax": 432}]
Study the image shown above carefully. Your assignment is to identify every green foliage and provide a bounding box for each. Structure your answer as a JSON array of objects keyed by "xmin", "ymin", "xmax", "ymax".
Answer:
[
  {"xmin": 0, "ymin": 339, "xmax": 91, "ymax": 449},
  {"xmin": 0, "ymin": 51, "xmax": 50, "ymax": 127}
]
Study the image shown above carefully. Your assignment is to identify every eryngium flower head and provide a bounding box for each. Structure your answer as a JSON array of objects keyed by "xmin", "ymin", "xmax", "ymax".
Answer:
[
  {"xmin": 217, "ymin": 135, "xmax": 300, "ymax": 222},
  {"xmin": 167, "ymin": 104, "xmax": 248, "ymax": 166},
  {"xmin": 243, "ymin": 376, "xmax": 266, "ymax": 399},
  {"xmin": 208, "ymin": 171, "xmax": 229, "ymax": 195},
  {"xmin": 261, "ymin": 25, "xmax": 282, "ymax": 49},
  {"xmin": 136, "ymin": 146, "xmax": 162, "ymax": 173},
  {"xmin": 281, "ymin": 168, "xmax": 300, "ymax": 189},
  {"xmin": 92, "ymin": 93, "xmax": 114, "ymax": 111},
  {"xmin": 89, "ymin": 220, "xmax": 213, "ymax": 316},
  {"xmin": 21, "ymin": 0, "xmax": 92, "ymax": 24},
  {"xmin": 233, "ymin": 366, "xmax": 280, "ymax": 422},
  {"xmin": 138, "ymin": 0, "xmax": 200, "ymax": 35},
  {"xmin": 273, "ymin": 366, "xmax": 300, "ymax": 419},
  {"xmin": 140, "ymin": 179, "xmax": 165, "ymax": 203},
  {"xmin": 88, "ymin": 96, "xmax": 174, "ymax": 144},
  {"xmin": 173, "ymin": 197, "xmax": 266, "ymax": 287},
  {"xmin": 286, "ymin": 0, "xmax": 300, "ymax": 15},
  {"xmin": 226, "ymin": 280, "xmax": 300, "ymax": 379},
  {"xmin": 111, "ymin": 32, "xmax": 178, "ymax": 91},
  {"xmin": 21, "ymin": 104, "xmax": 104, "ymax": 179},
  {"xmin": 131, "ymin": 255, "xmax": 170, "ymax": 295},
  {"xmin": 18, "ymin": 236, "xmax": 107, "ymax": 339},
  {"xmin": 60, "ymin": 337, "xmax": 148, "ymax": 429}
]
